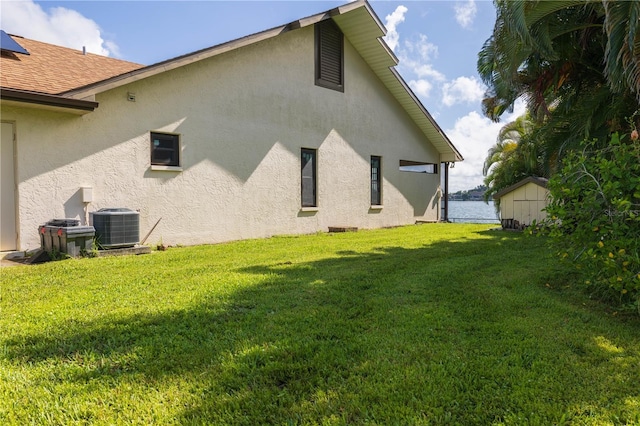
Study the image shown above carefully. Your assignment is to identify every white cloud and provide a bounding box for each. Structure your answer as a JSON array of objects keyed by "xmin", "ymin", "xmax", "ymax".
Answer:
[
  {"xmin": 442, "ymin": 76, "xmax": 486, "ymax": 107},
  {"xmin": 383, "ymin": 4, "xmax": 450, "ymax": 104},
  {"xmin": 401, "ymin": 62, "xmax": 445, "ymax": 100},
  {"xmin": 446, "ymin": 99, "xmax": 527, "ymax": 192},
  {"xmin": 499, "ymin": 98, "xmax": 528, "ymax": 124},
  {"xmin": 409, "ymin": 79, "xmax": 433, "ymax": 98},
  {"xmin": 384, "ymin": 5, "xmax": 408, "ymax": 51},
  {"xmin": 395, "ymin": 32, "xmax": 444, "ymax": 100},
  {"xmin": 412, "ymin": 63, "xmax": 446, "ymax": 82},
  {"xmin": 0, "ymin": 0, "xmax": 118, "ymax": 57},
  {"xmin": 404, "ymin": 34, "xmax": 438, "ymax": 62},
  {"xmin": 104, "ymin": 41, "xmax": 122, "ymax": 58},
  {"xmin": 446, "ymin": 111, "xmax": 503, "ymax": 192},
  {"xmin": 454, "ymin": 0, "xmax": 477, "ymax": 29}
]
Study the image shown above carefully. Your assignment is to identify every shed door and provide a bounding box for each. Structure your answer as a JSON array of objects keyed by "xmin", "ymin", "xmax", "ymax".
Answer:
[
  {"xmin": 1, "ymin": 122, "xmax": 17, "ymax": 251},
  {"xmin": 514, "ymin": 200, "xmax": 534, "ymax": 226}
]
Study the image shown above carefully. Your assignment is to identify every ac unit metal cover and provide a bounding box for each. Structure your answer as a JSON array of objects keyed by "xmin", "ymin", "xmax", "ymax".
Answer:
[{"xmin": 90, "ymin": 208, "xmax": 139, "ymax": 249}]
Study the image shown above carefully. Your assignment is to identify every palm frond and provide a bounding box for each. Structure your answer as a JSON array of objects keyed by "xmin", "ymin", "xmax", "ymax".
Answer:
[{"xmin": 603, "ymin": 0, "xmax": 640, "ymax": 100}]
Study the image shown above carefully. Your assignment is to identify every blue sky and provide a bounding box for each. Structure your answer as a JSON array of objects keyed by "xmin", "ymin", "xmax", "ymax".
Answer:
[{"xmin": 1, "ymin": 0, "xmax": 524, "ymax": 192}]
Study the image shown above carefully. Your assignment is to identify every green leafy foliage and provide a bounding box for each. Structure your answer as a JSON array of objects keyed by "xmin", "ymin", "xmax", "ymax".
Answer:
[
  {"xmin": 479, "ymin": 0, "xmax": 639, "ymax": 176},
  {"xmin": 483, "ymin": 113, "xmax": 550, "ymax": 203},
  {"xmin": 542, "ymin": 132, "xmax": 640, "ymax": 309}
]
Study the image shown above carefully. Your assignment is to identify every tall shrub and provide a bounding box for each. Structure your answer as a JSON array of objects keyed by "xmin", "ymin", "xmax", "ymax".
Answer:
[{"xmin": 542, "ymin": 131, "xmax": 640, "ymax": 309}]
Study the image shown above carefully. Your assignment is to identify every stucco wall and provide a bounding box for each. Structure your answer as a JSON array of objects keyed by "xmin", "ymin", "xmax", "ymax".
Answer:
[
  {"xmin": 499, "ymin": 182, "xmax": 549, "ymax": 227},
  {"xmin": 3, "ymin": 26, "xmax": 443, "ymax": 250}
]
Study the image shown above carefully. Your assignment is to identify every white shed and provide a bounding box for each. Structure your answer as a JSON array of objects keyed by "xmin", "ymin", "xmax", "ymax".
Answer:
[{"xmin": 493, "ymin": 177, "xmax": 549, "ymax": 230}]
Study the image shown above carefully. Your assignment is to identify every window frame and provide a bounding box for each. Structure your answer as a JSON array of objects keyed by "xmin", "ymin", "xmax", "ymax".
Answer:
[
  {"xmin": 399, "ymin": 160, "xmax": 438, "ymax": 174},
  {"xmin": 150, "ymin": 131, "xmax": 181, "ymax": 168},
  {"xmin": 301, "ymin": 148, "xmax": 318, "ymax": 208},
  {"xmin": 315, "ymin": 19, "xmax": 344, "ymax": 92},
  {"xmin": 371, "ymin": 155, "xmax": 382, "ymax": 206}
]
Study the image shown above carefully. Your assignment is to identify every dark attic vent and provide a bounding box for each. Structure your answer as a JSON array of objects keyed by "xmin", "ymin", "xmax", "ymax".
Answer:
[
  {"xmin": 315, "ymin": 19, "xmax": 343, "ymax": 92},
  {"xmin": 0, "ymin": 30, "xmax": 29, "ymax": 55}
]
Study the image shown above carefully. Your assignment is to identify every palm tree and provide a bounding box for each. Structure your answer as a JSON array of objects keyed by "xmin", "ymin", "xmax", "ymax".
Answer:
[
  {"xmin": 482, "ymin": 113, "xmax": 543, "ymax": 201},
  {"xmin": 482, "ymin": 139, "xmax": 518, "ymax": 202},
  {"xmin": 478, "ymin": 0, "xmax": 639, "ymax": 165},
  {"xmin": 603, "ymin": 0, "xmax": 640, "ymax": 101}
]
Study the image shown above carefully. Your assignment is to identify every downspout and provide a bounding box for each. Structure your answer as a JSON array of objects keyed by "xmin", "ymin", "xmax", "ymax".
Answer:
[{"xmin": 444, "ymin": 162, "xmax": 450, "ymax": 222}]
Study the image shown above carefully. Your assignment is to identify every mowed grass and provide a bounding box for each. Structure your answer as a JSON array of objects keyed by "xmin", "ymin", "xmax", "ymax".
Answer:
[{"xmin": 2, "ymin": 223, "xmax": 640, "ymax": 425}]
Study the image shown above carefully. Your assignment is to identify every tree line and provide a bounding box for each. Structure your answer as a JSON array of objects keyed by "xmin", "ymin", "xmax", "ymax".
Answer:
[{"xmin": 448, "ymin": 185, "xmax": 489, "ymax": 201}]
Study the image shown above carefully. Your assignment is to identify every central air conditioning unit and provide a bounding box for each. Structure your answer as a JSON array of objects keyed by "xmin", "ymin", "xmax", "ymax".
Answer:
[{"xmin": 90, "ymin": 208, "xmax": 140, "ymax": 249}]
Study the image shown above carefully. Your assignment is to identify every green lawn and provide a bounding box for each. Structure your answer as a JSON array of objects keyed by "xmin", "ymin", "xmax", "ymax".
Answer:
[{"xmin": 2, "ymin": 224, "xmax": 639, "ymax": 425}]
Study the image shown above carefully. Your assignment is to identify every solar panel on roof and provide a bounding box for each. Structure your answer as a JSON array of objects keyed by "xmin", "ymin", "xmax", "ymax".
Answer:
[{"xmin": 0, "ymin": 30, "xmax": 29, "ymax": 55}]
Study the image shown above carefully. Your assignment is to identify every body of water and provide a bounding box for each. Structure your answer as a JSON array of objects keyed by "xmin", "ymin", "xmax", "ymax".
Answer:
[{"xmin": 447, "ymin": 200, "xmax": 499, "ymax": 224}]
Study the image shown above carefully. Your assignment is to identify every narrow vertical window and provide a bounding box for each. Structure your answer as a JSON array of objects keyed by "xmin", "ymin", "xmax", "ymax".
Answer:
[
  {"xmin": 315, "ymin": 19, "xmax": 344, "ymax": 92},
  {"xmin": 301, "ymin": 148, "xmax": 317, "ymax": 207},
  {"xmin": 371, "ymin": 156, "xmax": 382, "ymax": 206}
]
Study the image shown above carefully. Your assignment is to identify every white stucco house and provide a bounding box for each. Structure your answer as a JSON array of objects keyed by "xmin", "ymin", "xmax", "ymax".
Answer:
[
  {"xmin": 0, "ymin": 0, "xmax": 462, "ymax": 253},
  {"xmin": 493, "ymin": 177, "xmax": 549, "ymax": 230}
]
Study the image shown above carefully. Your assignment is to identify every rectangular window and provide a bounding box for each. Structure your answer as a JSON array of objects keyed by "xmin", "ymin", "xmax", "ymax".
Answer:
[
  {"xmin": 399, "ymin": 160, "xmax": 438, "ymax": 174},
  {"xmin": 371, "ymin": 156, "xmax": 382, "ymax": 206},
  {"xmin": 150, "ymin": 132, "xmax": 180, "ymax": 167},
  {"xmin": 301, "ymin": 148, "xmax": 317, "ymax": 207},
  {"xmin": 315, "ymin": 19, "xmax": 344, "ymax": 92}
]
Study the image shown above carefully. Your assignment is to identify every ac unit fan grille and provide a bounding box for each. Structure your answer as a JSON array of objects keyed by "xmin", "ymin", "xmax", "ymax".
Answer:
[{"xmin": 91, "ymin": 209, "xmax": 139, "ymax": 248}]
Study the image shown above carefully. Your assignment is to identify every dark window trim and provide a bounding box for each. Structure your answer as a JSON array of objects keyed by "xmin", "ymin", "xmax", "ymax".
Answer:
[
  {"xmin": 315, "ymin": 19, "xmax": 344, "ymax": 92},
  {"xmin": 301, "ymin": 148, "xmax": 318, "ymax": 208},
  {"xmin": 150, "ymin": 131, "xmax": 180, "ymax": 167},
  {"xmin": 371, "ymin": 155, "xmax": 382, "ymax": 206}
]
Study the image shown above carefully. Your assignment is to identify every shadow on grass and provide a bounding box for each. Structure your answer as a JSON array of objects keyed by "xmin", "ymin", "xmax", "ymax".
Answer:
[{"xmin": 5, "ymin": 229, "xmax": 640, "ymax": 424}]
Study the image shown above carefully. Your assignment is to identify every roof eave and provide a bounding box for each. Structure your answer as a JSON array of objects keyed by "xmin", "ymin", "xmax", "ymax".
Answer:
[
  {"xmin": 58, "ymin": 0, "xmax": 463, "ymax": 162},
  {"xmin": 492, "ymin": 177, "xmax": 549, "ymax": 200},
  {"xmin": 0, "ymin": 88, "xmax": 98, "ymax": 114},
  {"xmin": 62, "ymin": 0, "xmax": 383, "ymax": 101},
  {"xmin": 391, "ymin": 69, "xmax": 464, "ymax": 162},
  {"xmin": 332, "ymin": 4, "xmax": 462, "ymax": 162}
]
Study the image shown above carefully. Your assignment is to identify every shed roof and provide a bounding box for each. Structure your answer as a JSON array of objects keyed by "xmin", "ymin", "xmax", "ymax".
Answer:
[{"xmin": 492, "ymin": 177, "xmax": 549, "ymax": 200}]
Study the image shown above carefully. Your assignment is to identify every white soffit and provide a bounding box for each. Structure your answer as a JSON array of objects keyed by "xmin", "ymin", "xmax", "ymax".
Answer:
[{"xmin": 334, "ymin": 3, "xmax": 463, "ymax": 162}]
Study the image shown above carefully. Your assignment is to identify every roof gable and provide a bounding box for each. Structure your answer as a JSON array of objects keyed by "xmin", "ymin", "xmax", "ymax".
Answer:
[
  {"xmin": 492, "ymin": 177, "xmax": 549, "ymax": 200},
  {"xmin": 0, "ymin": 0, "xmax": 462, "ymax": 162}
]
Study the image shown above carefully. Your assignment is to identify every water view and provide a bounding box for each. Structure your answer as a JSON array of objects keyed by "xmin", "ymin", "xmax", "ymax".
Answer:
[{"xmin": 447, "ymin": 200, "xmax": 499, "ymax": 224}]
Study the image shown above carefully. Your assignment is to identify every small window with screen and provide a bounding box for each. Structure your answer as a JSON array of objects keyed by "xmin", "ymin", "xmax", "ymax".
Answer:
[{"xmin": 150, "ymin": 132, "xmax": 180, "ymax": 167}]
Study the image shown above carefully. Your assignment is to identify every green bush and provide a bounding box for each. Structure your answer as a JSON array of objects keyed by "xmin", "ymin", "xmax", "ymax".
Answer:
[{"xmin": 542, "ymin": 132, "xmax": 640, "ymax": 310}]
